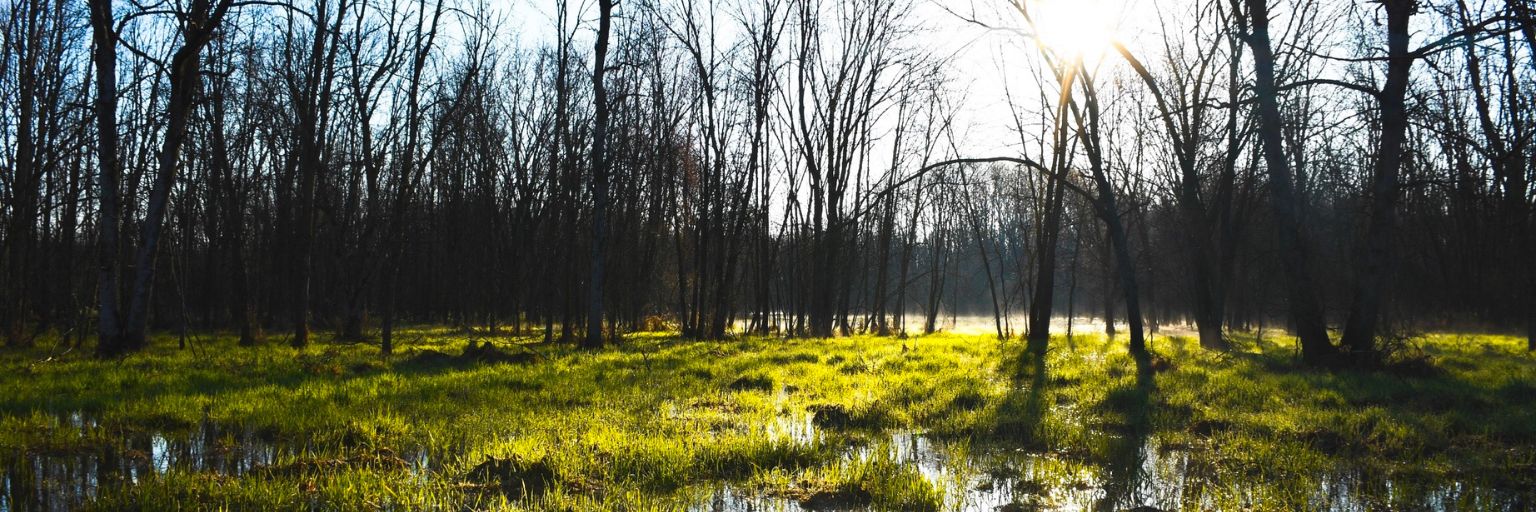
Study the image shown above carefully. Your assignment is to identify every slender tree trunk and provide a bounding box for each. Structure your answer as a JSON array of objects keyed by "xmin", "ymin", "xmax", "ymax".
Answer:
[
  {"xmin": 207, "ymin": 83, "xmax": 259, "ymax": 346},
  {"xmin": 1027, "ymin": 176, "xmax": 1065, "ymax": 353},
  {"xmin": 1240, "ymin": 0, "xmax": 1335, "ymax": 364},
  {"xmin": 123, "ymin": 12, "xmax": 218, "ymax": 349},
  {"xmin": 1102, "ymin": 230, "xmax": 1116, "ymax": 339},
  {"xmin": 381, "ymin": 279, "xmax": 396, "ymax": 355},
  {"xmin": 1075, "ymin": 75, "xmax": 1146, "ymax": 355},
  {"xmin": 873, "ymin": 196, "xmax": 894, "ymax": 335},
  {"xmin": 89, "ymin": 0, "xmax": 123, "ymax": 356},
  {"xmin": 969, "ymin": 204, "xmax": 1005, "ymax": 340},
  {"xmin": 924, "ymin": 209, "xmax": 948, "ymax": 334},
  {"xmin": 1104, "ymin": 206, "xmax": 1146, "ymax": 355},
  {"xmin": 291, "ymin": 0, "xmax": 344, "ymax": 348},
  {"xmin": 1066, "ymin": 225, "xmax": 1080, "ymax": 339},
  {"xmin": 292, "ymin": 140, "xmax": 318, "ymax": 348},
  {"xmin": 6, "ymin": 21, "xmax": 38, "ymax": 347},
  {"xmin": 1528, "ymin": 274, "xmax": 1535, "ymax": 351},
  {"xmin": 1203, "ymin": 30, "xmax": 1247, "ymax": 352},
  {"xmin": 1184, "ymin": 198, "xmax": 1227, "ymax": 350},
  {"xmin": 1340, "ymin": 0, "xmax": 1414, "ymax": 361},
  {"xmin": 584, "ymin": 0, "xmax": 613, "ymax": 349}
]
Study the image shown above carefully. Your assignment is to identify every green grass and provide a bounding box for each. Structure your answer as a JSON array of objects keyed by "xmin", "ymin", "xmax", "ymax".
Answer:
[{"xmin": 0, "ymin": 328, "xmax": 1533, "ymax": 510}]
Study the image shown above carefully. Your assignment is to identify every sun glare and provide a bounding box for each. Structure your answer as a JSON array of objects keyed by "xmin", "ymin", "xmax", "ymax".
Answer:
[{"xmin": 1028, "ymin": 0, "xmax": 1119, "ymax": 61}]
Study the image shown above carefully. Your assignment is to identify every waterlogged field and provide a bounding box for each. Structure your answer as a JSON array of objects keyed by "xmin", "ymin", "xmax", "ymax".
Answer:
[{"xmin": 1, "ymin": 329, "xmax": 1533, "ymax": 511}]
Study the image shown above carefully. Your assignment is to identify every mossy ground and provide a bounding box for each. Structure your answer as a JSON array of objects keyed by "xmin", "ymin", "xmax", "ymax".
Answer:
[{"xmin": 1, "ymin": 328, "xmax": 1532, "ymax": 510}]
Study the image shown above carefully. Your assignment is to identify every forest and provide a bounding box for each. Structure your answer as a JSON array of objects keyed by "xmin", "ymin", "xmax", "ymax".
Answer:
[{"xmin": 0, "ymin": 0, "xmax": 1534, "ymax": 508}]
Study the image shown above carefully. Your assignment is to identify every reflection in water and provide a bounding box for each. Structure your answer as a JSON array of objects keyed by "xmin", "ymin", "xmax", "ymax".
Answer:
[
  {"xmin": 702, "ymin": 483, "xmax": 809, "ymax": 512},
  {"xmin": 6, "ymin": 406, "xmax": 1532, "ymax": 511},
  {"xmin": 768, "ymin": 412, "xmax": 818, "ymax": 446},
  {"xmin": 1093, "ymin": 353, "xmax": 1157, "ymax": 512},
  {"xmin": 698, "ymin": 348, "xmax": 1529, "ymax": 511},
  {"xmin": 2, "ymin": 413, "xmax": 287, "ymax": 511},
  {"xmin": 698, "ymin": 432, "xmax": 1530, "ymax": 512}
]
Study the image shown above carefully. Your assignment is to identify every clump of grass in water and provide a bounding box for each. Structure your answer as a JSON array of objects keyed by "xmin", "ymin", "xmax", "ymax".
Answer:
[
  {"xmin": 753, "ymin": 438, "xmax": 946, "ymax": 511},
  {"xmin": 463, "ymin": 454, "xmax": 557, "ymax": 499}
]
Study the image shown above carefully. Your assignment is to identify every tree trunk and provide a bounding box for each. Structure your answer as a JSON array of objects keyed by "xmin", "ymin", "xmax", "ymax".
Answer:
[
  {"xmin": 122, "ymin": 14, "xmax": 217, "ymax": 350},
  {"xmin": 5, "ymin": 15, "xmax": 39, "ymax": 347},
  {"xmin": 873, "ymin": 196, "xmax": 895, "ymax": 336},
  {"xmin": 290, "ymin": 0, "xmax": 344, "ymax": 348},
  {"xmin": 924, "ymin": 210, "xmax": 948, "ymax": 335},
  {"xmin": 1240, "ymin": 0, "xmax": 1336, "ymax": 364},
  {"xmin": 1074, "ymin": 74, "xmax": 1146, "ymax": 356},
  {"xmin": 584, "ymin": 0, "xmax": 613, "ymax": 349},
  {"xmin": 1340, "ymin": 0, "xmax": 1414, "ymax": 362},
  {"xmin": 1103, "ymin": 233, "xmax": 1116, "ymax": 339},
  {"xmin": 207, "ymin": 77, "xmax": 259, "ymax": 347},
  {"xmin": 381, "ymin": 282, "xmax": 396, "ymax": 356},
  {"xmin": 1066, "ymin": 226, "xmax": 1080, "ymax": 339},
  {"xmin": 89, "ymin": 0, "xmax": 123, "ymax": 357},
  {"xmin": 1027, "ymin": 175, "xmax": 1065, "ymax": 353}
]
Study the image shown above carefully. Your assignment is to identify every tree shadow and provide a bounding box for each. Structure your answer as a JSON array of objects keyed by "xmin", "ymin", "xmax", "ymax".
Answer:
[
  {"xmin": 1225, "ymin": 337, "xmax": 1536, "ymax": 439},
  {"xmin": 991, "ymin": 343, "xmax": 1052, "ymax": 450},
  {"xmin": 989, "ymin": 342, "xmax": 1166, "ymax": 509},
  {"xmin": 1094, "ymin": 351, "xmax": 1157, "ymax": 512}
]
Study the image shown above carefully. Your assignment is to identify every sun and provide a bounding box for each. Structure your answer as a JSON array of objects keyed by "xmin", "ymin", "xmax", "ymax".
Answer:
[{"xmin": 1026, "ymin": 0, "xmax": 1119, "ymax": 61}]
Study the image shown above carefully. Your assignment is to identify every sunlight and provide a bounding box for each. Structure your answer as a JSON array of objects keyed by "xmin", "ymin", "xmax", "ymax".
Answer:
[{"xmin": 1027, "ymin": 0, "xmax": 1119, "ymax": 62}]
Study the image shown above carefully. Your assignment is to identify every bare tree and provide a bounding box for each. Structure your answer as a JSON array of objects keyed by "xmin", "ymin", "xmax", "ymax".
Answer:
[{"xmin": 585, "ymin": 0, "xmax": 615, "ymax": 348}]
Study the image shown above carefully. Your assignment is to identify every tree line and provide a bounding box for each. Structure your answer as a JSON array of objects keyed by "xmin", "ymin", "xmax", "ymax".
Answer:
[{"xmin": 0, "ymin": 0, "xmax": 1531, "ymax": 365}]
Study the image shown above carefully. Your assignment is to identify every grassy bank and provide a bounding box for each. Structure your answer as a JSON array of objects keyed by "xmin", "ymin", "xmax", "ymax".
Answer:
[{"xmin": 1, "ymin": 329, "xmax": 1533, "ymax": 510}]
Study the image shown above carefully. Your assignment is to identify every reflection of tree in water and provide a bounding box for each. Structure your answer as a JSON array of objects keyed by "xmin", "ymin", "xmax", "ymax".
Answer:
[
  {"xmin": 2, "ymin": 414, "xmax": 285, "ymax": 511},
  {"xmin": 994, "ymin": 345, "xmax": 1053, "ymax": 451},
  {"xmin": 1095, "ymin": 353, "xmax": 1156, "ymax": 512}
]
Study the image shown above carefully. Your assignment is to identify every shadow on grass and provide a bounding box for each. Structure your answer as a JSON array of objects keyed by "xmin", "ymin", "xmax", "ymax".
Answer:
[
  {"xmin": 1094, "ymin": 351, "xmax": 1156, "ymax": 512},
  {"xmin": 1223, "ymin": 336, "xmax": 1536, "ymax": 454},
  {"xmin": 989, "ymin": 339, "xmax": 1174, "ymax": 511},
  {"xmin": 991, "ymin": 344, "xmax": 1051, "ymax": 451},
  {"xmin": 0, "ymin": 336, "xmax": 758, "ymax": 510}
]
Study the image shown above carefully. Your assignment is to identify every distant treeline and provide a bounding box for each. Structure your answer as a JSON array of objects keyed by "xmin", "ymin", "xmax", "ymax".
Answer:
[{"xmin": 0, "ymin": 0, "xmax": 1531, "ymax": 362}]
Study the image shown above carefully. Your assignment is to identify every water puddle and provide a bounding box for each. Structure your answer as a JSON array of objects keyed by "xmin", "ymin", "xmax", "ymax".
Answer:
[
  {"xmin": 5, "ymin": 410, "xmax": 1530, "ymax": 511},
  {"xmin": 0, "ymin": 412, "xmax": 428, "ymax": 511},
  {"xmin": 695, "ymin": 424, "xmax": 1533, "ymax": 512},
  {"xmin": 766, "ymin": 412, "xmax": 818, "ymax": 446}
]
